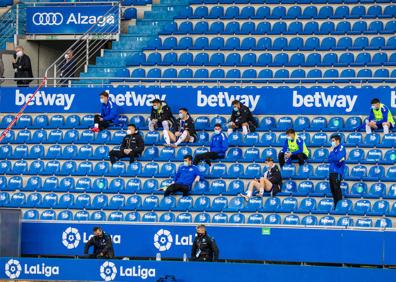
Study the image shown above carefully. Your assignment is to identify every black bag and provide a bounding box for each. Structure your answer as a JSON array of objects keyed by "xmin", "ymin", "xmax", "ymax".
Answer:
[{"xmin": 157, "ymin": 275, "xmax": 177, "ymax": 282}]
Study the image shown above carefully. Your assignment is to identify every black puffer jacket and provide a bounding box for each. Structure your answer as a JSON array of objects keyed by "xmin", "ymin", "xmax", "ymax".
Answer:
[{"xmin": 120, "ymin": 133, "xmax": 145, "ymax": 154}]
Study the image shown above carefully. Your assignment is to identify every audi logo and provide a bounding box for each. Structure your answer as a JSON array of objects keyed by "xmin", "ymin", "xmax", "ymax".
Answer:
[{"xmin": 32, "ymin": 12, "xmax": 64, "ymax": 26}]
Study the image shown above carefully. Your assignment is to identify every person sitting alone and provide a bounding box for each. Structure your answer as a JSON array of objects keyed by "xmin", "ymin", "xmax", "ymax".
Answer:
[
  {"xmin": 91, "ymin": 91, "xmax": 119, "ymax": 132},
  {"xmin": 241, "ymin": 157, "xmax": 282, "ymax": 200},
  {"xmin": 278, "ymin": 128, "xmax": 309, "ymax": 168},
  {"xmin": 161, "ymin": 155, "xmax": 202, "ymax": 197},
  {"xmin": 109, "ymin": 124, "xmax": 144, "ymax": 164},
  {"xmin": 193, "ymin": 123, "xmax": 228, "ymax": 166},
  {"xmin": 163, "ymin": 108, "xmax": 197, "ymax": 148},
  {"xmin": 365, "ymin": 98, "xmax": 395, "ymax": 134},
  {"xmin": 84, "ymin": 226, "xmax": 114, "ymax": 259}
]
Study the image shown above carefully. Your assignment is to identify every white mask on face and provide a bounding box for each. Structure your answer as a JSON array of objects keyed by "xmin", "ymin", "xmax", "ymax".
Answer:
[
  {"xmin": 179, "ymin": 113, "xmax": 184, "ymax": 119},
  {"xmin": 100, "ymin": 98, "xmax": 105, "ymax": 104},
  {"xmin": 16, "ymin": 51, "xmax": 23, "ymax": 57},
  {"xmin": 286, "ymin": 136, "xmax": 293, "ymax": 141},
  {"xmin": 183, "ymin": 161, "xmax": 190, "ymax": 166},
  {"xmin": 65, "ymin": 54, "xmax": 69, "ymax": 60},
  {"xmin": 214, "ymin": 129, "xmax": 221, "ymax": 134},
  {"xmin": 127, "ymin": 130, "xmax": 132, "ymax": 135}
]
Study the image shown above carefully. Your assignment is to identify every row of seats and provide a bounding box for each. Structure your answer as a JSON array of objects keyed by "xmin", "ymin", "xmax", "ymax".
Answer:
[
  {"xmin": 1, "ymin": 176, "xmax": 396, "ymax": 197},
  {"xmin": 188, "ymin": 0, "xmax": 396, "ymax": 5},
  {"xmin": 3, "ymin": 192, "xmax": 396, "ymax": 215},
  {"xmin": 21, "ymin": 209, "xmax": 394, "ymax": 227},
  {"xmin": 1, "ymin": 141, "xmax": 394, "ymax": 163},
  {"xmin": 157, "ymin": 20, "xmax": 396, "ymax": 36},
  {"xmin": 1, "ymin": 156, "xmax": 395, "ymax": 179},
  {"xmin": 0, "ymin": 114, "xmax": 379, "ymax": 131},
  {"xmin": 177, "ymin": 5, "xmax": 396, "ymax": 20},
  {"xmin": 130, "ymin": 51, "xmax": 396, "ymax": 67}
]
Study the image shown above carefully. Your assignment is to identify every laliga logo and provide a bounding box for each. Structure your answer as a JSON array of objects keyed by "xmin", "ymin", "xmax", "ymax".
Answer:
[
  {"xmin": 32, "ymin": 13, "xmax": 63, "ymax": 26},
  {"xmin": 100, "ymin": 261, "xmax": 117, "ymax": 282},
  {"xmin": 154, "ymin": 229, "xmax": 173, "ymax": 251},
  {"xmin": 153, "ymin": 229, "xmax": 194, "ymax": 252},
  {"xmin": 5, "ymin": 259, "xmax": 22, "ymax": 279},
  {"xmin": 62, "ymin": 227, "xmax": 81, "ymax": 249}
]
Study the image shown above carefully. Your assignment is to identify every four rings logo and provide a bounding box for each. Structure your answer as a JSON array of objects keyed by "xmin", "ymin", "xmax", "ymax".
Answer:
[
  {"xmin": 32, "ymin": 12, "xmax": 63, "ymax": 26},
  {"xmin": 153, "ymin": 229, "xmax": 173, "ymax": 251},
  {"xmin": 100, "ymin": 261, "xmax": 117, "ymax": 281},
  {"xmin": 62, "ymin": 227, "xmax": 81, "ymax": 249},
  {"xmin": 5, "ymin": 259, "xmax": 22, "ymax": 279}
]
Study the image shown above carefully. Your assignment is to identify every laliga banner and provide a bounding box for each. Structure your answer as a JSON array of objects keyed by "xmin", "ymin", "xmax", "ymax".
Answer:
[
  {"xmin": 21, "ymin": 222, "xmax": 396, "ymax": 265},
  {"xmin": 0, "ymin": 86, "xmax": 395, "ymax": 114},
  {"xmin": 1, "ymin": 258, "xmax": 394, "ymax": 282},
  {"xmin": 25, "ymin": 5, "xmax": 119, "ymax": 34}
]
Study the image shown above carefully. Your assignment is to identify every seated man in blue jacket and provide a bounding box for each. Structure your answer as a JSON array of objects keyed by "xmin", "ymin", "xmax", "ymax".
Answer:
[
  {"xmin": 161, "ymin": 155, "xmax": 202, "ymax": 197},
  {"xmin": 193, "ymin": 123, "xmax": 228, "ymax": 166},
  {"xmin": 91, "ymin": 91, "xmax": 119, "ymax": 132},
  {"xmin": 278, "ymin": 128, "xmax": 309, "ymax": 168},
  {"xmin": 328, "ymin": 134, "xmax": 346, "ymax": 208}
]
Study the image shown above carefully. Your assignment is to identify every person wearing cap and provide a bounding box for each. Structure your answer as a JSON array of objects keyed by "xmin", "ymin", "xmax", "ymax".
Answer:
[
  {"xmin": 365, "ymin": 98, "xmax": 395, "ymax": 134},
  {"xmin": 163, "ymin": 107, "xmax": 197, "ymax": 148},
  {"xmin": 193, "ymin": 123, "xmax": 228, "ymax": 166},
  {"xmin": 227, "ymin": 100, "xmax": 257, "ymax": 135},
  {"xmin": 91, "ymin": 91, "xmax": 120, "ymax": 132},
  {"xmin": 191, "ymin": 225, "xmax": 219, "ymax": 262},
  {"xmin": 241, "ymin": 157, "xmax": 282, "ymax": 200},
  {"xmin": 149, "ymin": 99, "xmax": 176, "ymax": 132},
  {"xmin": 328, "ymin": 134, "xmax": 346, "ymax": 207},
  {"xmin": 278, "ymin": 128, "xmax": 309, "ymax": 168},
  {"xmin": 161, "ymin": 155, "xmax": 202, "ymax": 197},
  {"xmin": 109, "ymin": 124, "xmax": 144, "ymax": 164}
]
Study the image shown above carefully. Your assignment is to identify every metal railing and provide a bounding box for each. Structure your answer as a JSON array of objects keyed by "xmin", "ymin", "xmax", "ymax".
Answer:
[
  {"xmin": 41, "ymin": 1, "xmax": 121, "ymax": 87},
  {"xmin": 0, "ymin": 5, "xmax": 19, "ymax": 49}
]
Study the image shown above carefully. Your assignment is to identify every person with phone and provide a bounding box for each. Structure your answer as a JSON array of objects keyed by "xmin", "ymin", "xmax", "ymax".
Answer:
[{"xmin": 12, "ymin": 46, "xmax": 33, "ymax": 87}]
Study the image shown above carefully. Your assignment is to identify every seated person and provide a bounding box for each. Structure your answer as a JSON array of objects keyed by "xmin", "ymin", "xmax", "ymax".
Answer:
[
  {"xmin": 241, "ymin": 157, "xmax": 282, "ymax": 200},
  {"xmin": 163, "ymin": 107, "xmax": 197, "ymax": 148},
  {"xmin": 193, "ymin": 123, "xmax": 228, "ymax": 166},
  {"xmin": 109, "ymin": 124, "xmax": 144, "ymax": 164},
  {"xmin": 91, "ymin": 91, "xmax": 119, "ymax": 132},
  {"xmin": 227, "ymin": 100, "xmax": 257, "ymax": 135},
  {"xmin": 149, "ymin": 99, "xmax": 176, "ymax": 132},
  {"xmin": 160, "ymin": 155, "xmax": 202, "ymax": 197},
  {"xmin": 278, "ymin": 128, "xmax": 309, "ymax": 168},
  {"xmin": 84, "ymin": 226, "xmax": 114, "ymax": 259},
  {"xmin": 365, "ymin": 98, "xmax": 395, "ymax": 134}
]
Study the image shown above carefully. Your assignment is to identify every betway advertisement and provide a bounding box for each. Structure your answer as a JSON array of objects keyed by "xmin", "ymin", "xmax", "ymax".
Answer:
[
  {"xmin": 0, "ymin": 87, "xmax": 395, "ymax": 114},
  {"xmin": 25, "ymin": 5, "xmax": 119, "ymax": 34}
]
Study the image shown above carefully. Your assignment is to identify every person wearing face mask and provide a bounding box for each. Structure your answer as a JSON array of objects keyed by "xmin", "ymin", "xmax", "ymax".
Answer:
[
  {"xmin": 191, "ymin": 225, "xmax": 219, "ymax": 262},
  {"xmin": 227, "ymin": 100, "xmax": 257, "ymax": 135},
  {"xmin": 12, "ymin": 46, "xmax": 33, "ymax": 87},
  {"xmin": 240, "ymin": 157, "xmax": 282, "ymax": 200},
  {"xmin": 278, "ymin": 128, "xmax": 309, "ymax": 168},
  {"xmin": 149, "ymin": 99, "xmax": 176, "ymax": 132},
  {"xmin": 59, "ymin": 50, "xmax": 76, "ymax": 86},
  {"xmin": 328, "ymin": 135, "xmax": 346, "ymax": 208},
  {"xmin": 91, "ymin": 91, "xmax": 120, "ymax": 132},
  {"xmin": 193, "ymin": 123, "xmax": 228, "ymax": 166},
  {"xmin": 84, "ymin": 226, "xmax": 114, "ymax": 259},
  {"xmin": 365, "ymin": 98, "xmax": 395, "ymax": 134},
  {"xmin": 163, "ymin": 107, "xmax": 197, "ymax": 148},
  {"xmin": 160, "ymin": 155, "xmax": 202, "ymax": 197},
  {"xmin": 109, "ymin": 124, "xmax": 144, "ymax": 164}
]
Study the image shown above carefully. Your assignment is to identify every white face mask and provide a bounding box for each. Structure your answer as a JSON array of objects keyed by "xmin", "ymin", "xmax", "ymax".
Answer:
[
  {"xmin": 214, "ymin": 129, "xmax": 221, "ymax": 134},
  {"xmin": 372, "ymin": 105, "xmax": 379, "ymax": 110},
  {"xmin": 100, "ymin": 98, "xmax": 105, "ymax": 104},
  {"xmin": 127, "ymin": 130, "xmax": 132, "ymax": 135},
  {"xmin": 179, "ymin": 113, "xmax": 184, "ymax": 119},
  {"xmin": 331, "ymin": 141, "xmax": 337, "ymax": 147},
  {"xmin": 153, "ymin": 105, "xmax": 159, "ymax": 110},
  {"xmin": 16, "ymin": 51, "xmax": 23, "ymax": 57},
  {"xmin": 286, "ymin": 136, "xmax": 293, "ymax": 141},
  {"xmin": 65, "ymin": 54, "xmax": 70, "ymax": 60},
  {"xmin": 183, "ymin": 161, "xmax": 190, "ymax": 166}
]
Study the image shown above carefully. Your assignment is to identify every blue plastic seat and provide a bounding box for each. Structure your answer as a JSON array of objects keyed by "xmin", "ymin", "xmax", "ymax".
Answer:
[
  {"xmin": 12, "ymin": 145, "xmax": 28, "ymax": 159},
  {"xmin": 56, "ymin": 193, "xmax": 74, "ymax": 209},
  {"xmin": 355, "ymin": 218, "xmax": 372, "ymax": 228},
  {"xmin": 141, "ymin": 147, "xmax": 159, "ymax": 161},
  {"xmin": 262, "ymin": 197, "xmax": 281, "ymax": 212},
  {"xmin": 41, "ymin": 193, "xmax": 58, "ymax": 208},
  {"xmin": 25, "ymin": 176, "xmax": 42, "ymax": 191},
  {"xmin": 124, "ymin": 195, "xmax": 142, "ymax": 210},
  {"xmin": 386, "ymin": 166, "xmax": 396, "ymax": 181},
  {"xmin": 347, "ymin": 165, "xmax": 367, "ymax": 180},
  {"xmin": 156, "ymin": 196, "xmax": 176, "ymax": 211},
  {"xmin": 264, "ymin": 214, "xmax": 280, "ymax": 224},
  {"xmin": 368, "ymin": 200, "xmax": 389, "ymax": 216},
  {"xmin": 301, "ymin": 215, "xmax": 317, "ymax": 226},
  {"xmin": 350, "ymin": 199, "xmax": 371, "ymax": 215},
  {"xmin": 211, "ymin": 213, "xmax": 227, "ymax": 224},
  {"xmin": 159, "ymin": 212, "xmax": 175, "ymax": 223},
  {"xmin": 211, "ymin": 196, "xmax": 228, "ymax": 212},
  {"xmin": 15, "ymin": 115, "xmax": 32, "ymax": 129},
  {"xmin": 24, "ymin": 210, "xmax": 39, "ymax": 220},
  {"xmin": 375, "ymin": 218, "xmax": 392, "ymax": 228},
  {"xmin": 40, "ymin": 210, "xmax": 56, "ymax": 220},
  {"xmin": 158, "ymin": 147, "xmax": 175, "ymax": 161},
  {"xmin": 319, "ymin": 216, "xmax": 336, "ymax": 226},
  {"xmin": 141, "ymin": 195, "xmax": 159, "ymax": 211}
]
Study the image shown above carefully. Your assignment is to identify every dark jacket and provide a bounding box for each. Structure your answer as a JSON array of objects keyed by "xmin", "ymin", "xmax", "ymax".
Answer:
[
  {"xmin": 265, "ymin": 165, "xmax": 282, "ymax": 194},
  {"xmin": 231, "ymin": 104, "xmax": 257, "ymax": 127},
  {"xmin": 150, "ymin": 102, "xmax": 176, "ymax": 125},
  {"xmin": 191, "ymin": 233, "xmax": 219, "ymax": 261},
  {"xmin": 59, "ymin": 58, "xmax": 77, "ymax": 78},
  {"xmin": 175, "ymin": 115, "xmax": 196, "ymax": 137},
  {"xmin": 84, "ymin": 232, "xmax": 114, "ymax": 258},
  {"xmin": 120, "ymin": 133, "xmax": 145, "ymax": 154},
  {"xmin": 13, "ymin": 54, "xmax": 33, "ymax": 84}
]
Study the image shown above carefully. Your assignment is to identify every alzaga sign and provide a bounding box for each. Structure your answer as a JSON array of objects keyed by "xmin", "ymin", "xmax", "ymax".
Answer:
[
  {"xmin": 26, "ymin": 5, "xmax": 119, "ymax": 34},
  {"xmin": 1, "ymin": 87, "xmax": 395, "ymax": 114}
]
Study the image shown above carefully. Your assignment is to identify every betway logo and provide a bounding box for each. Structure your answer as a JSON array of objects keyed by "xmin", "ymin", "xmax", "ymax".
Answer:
[
  {"xmin": 106, "ymin": 91, "xmax": 166, "ymax": 107},
  {"xmin": 292, "ymin": 91, "xmax": 358, "ymax": 113},
  {"xmin": 16, "ymin": 90, "xmax": 75, "ymax": 111},
  {"xmin": 197, "ymin": 90, "xmax": 260, "ymax": 111}
]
